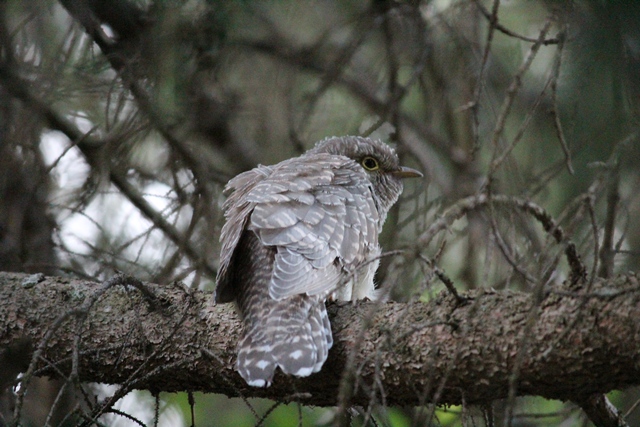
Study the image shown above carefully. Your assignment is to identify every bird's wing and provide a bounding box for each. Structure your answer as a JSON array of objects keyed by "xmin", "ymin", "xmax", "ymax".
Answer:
[
  {"xmin": 247, "ymin": 153, "xmax": 380, "ymax": 300},
  {"xmin": 215, "ymin": 165, "xmax": 272, "ymax": 303}
]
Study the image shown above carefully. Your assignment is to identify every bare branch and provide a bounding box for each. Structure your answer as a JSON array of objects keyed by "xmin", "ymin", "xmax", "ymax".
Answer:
[
  {"xmin": 417, "ymin": 194, "xmax": 587, "ymax": 285},
  {"xmin": 0, "ymin": 64, "xmax": 218, "ymax": 279}
]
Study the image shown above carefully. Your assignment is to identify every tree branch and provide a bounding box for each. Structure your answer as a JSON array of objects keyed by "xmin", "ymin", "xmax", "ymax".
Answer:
[
  {"xmin": 1, "ymin": 271, "xmax": 639, "ymax": 407},
  {"xmin": 0, "ymin": 64, "xmax": 218, "ymax": 280}
]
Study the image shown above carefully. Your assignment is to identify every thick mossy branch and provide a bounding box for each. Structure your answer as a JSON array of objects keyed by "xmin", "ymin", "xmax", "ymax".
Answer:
[{"xmin": 1, "ymin": 271, "xmax": 639, "ymax": 407}]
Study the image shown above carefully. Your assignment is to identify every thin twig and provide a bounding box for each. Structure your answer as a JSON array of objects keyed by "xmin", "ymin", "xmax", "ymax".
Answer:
[
  {"xmin": 471, "ymin": 0, "xmax": 561, "ymax": 45},
  {"xmin": 470, "ymin": 0, "xmax": 500, "ymax": 155},
  {"xmin": 597, "ymin": 161, "xmax": 620, "ymax": 279},
  {"xmin": 489, "ymin": 18, "xmax": 553, "ymax": 176},
  {"xmin": 549, "ymin": 29, "xmax": 574, "ymax": 174}
]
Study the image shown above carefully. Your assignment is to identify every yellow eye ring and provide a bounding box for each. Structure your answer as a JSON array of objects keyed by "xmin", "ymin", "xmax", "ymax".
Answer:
[{"xmin": 361, "ymin": 156, "xmax": 379, "ymax": 171}]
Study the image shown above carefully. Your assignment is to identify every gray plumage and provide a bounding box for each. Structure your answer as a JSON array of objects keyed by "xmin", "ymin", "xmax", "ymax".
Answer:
[{"xmin": 215, "ymin": 136, "xmax": 422, "ymax": 387}]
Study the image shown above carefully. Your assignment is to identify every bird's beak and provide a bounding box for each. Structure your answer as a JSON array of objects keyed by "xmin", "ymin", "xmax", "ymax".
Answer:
[{"xmin": 393, "ymin": 166, "xmax": 423, "ymax": 178}]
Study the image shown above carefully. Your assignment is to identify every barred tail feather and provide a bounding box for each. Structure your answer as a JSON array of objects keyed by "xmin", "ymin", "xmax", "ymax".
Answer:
[
  {"xmin": 236, "ymin": 330, "xmax": 277, "ymax": 388},
  {"xmin": 237, "ymin": 295, "xmax": 332, "ymax": 386},
  {"xmin": 309, "ymin": 300, "xmax": 333, "ymax": 372}
]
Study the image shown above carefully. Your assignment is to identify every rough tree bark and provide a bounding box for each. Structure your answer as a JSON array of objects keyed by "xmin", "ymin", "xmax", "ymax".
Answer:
[{"xmin": 1, "ymin": 270, "xmax": 639, "ymax": 408}]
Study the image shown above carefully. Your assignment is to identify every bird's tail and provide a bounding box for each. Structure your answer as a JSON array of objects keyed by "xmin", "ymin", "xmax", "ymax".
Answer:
[{"xmin": 237, "ymin": 295, "xmax": 333, "ymax": 387}]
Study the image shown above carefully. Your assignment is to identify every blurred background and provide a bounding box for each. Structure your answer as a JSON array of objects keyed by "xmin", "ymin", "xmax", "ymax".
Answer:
[{"xmin": 1, "ymin": 0, "xmax": 640, "ymax": 425}]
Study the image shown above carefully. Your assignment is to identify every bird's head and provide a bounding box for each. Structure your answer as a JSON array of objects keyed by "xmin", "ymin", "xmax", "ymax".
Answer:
[{"xmin": 308, "ymin": 136, "xmax": 423, "ymax": 218}]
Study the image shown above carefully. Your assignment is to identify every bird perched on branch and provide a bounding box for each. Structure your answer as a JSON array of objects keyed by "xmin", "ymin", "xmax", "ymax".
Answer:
[{"xmin": 215, "ymin": 136, "xmax": 422, "ymax": 387}]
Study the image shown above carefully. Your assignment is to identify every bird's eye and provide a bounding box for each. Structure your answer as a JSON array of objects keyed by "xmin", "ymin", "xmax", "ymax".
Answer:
[{"xmin": 361, "ymin": 156, "xmax": 379, "ymax": 171}]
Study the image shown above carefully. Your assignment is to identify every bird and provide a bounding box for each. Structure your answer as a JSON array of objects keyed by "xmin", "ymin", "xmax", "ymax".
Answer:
[{"xmin": 215, "ymin": 136, "xmax": 422, "ymax": 387}]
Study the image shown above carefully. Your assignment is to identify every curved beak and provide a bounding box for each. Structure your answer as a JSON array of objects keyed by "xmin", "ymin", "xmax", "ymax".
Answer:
[{"xmin": 393, "ymin": 166, "xmax": 423, "ymax": 179}]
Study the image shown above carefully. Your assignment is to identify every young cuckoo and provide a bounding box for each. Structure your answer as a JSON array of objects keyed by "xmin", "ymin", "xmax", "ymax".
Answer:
[{"xmin": 215, "ymin": 136, "xmax": 422, "ymax": 387}]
